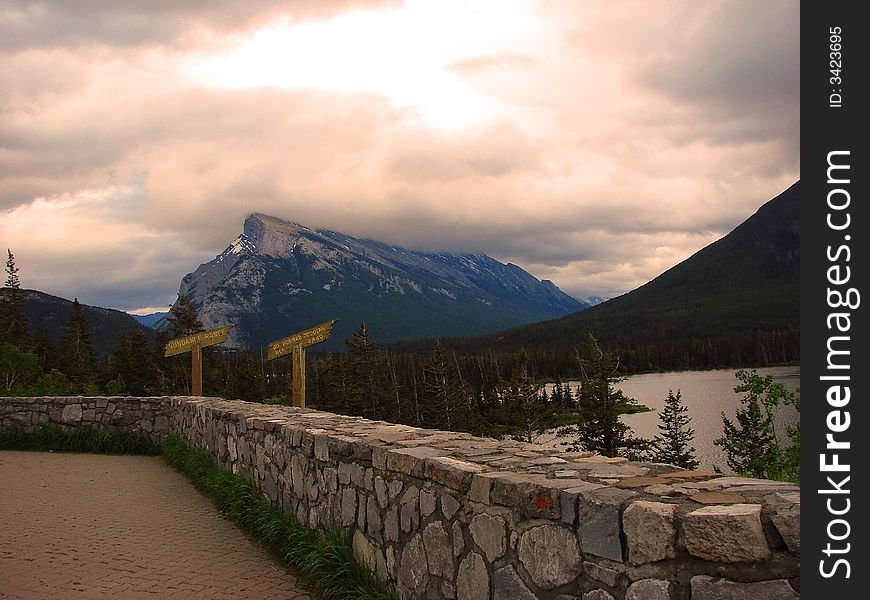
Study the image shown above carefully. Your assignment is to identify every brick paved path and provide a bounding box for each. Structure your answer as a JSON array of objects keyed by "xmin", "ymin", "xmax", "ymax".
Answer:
[{"xmin": 0, "ymin": 451, "xmax": 313, "ymax": 599}]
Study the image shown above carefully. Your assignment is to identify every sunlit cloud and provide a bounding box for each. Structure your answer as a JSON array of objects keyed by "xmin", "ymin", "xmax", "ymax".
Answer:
[{"xmin": 0, "ymin": 0, "xmax": 799, "ymax": 312}]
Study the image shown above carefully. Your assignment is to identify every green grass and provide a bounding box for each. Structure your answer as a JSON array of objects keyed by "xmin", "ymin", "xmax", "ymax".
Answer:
[
  {"xmin": 161, "ymin": 435, "xmax": 396, "ymax": 600},
  {"xmin": 0, "ymin": 424, "xmax": 160, "ymax": 455}
]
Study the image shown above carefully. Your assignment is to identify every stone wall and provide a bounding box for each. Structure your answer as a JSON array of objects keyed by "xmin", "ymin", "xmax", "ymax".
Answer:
[{"xmin": 2, "ymin": 396, "xmax": 800, "ymax": 599}]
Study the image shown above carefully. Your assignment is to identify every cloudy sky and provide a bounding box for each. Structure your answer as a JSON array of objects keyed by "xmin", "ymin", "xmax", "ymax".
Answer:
[{"xmin": 0, "ymin": 0, "xmax": 799, "ymax": 313}]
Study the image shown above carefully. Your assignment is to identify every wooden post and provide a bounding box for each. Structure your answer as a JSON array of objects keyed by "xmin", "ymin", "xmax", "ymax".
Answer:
[
  {"xmin": 291, "ymin": 345, "xmax": 305, "ymax": 407},
  {"xmin": 191, "ymin": 345, "xmax": 203, "ymax": 396}
]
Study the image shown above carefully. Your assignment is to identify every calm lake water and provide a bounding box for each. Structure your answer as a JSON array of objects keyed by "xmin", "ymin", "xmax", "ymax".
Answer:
[{"xmin": 543, "ymin": 366, "xmax": 800, "ymax": 472}]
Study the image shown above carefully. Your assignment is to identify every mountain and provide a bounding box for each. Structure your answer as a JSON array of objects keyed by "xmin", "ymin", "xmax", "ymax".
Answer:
[
  {"xmin": 582, "ymin": 296, "xmax": 608, "ymax": 307},
  {"xmin": 131, "ymin": 312, "xmax": 167, "ymax": 328},
  {"xmin": 166, "ymin": 214, "xmax": 586, "ymax": 350},
  {"xmin": 450, "ymin": 182, "xmax": 800, "ymax": 372},
  {"xmin": 2, "ymin": 289, "xmax": 152, "ymax": 355}
]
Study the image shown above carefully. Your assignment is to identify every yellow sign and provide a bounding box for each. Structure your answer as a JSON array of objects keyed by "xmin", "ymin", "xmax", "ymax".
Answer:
[
  {"xmin": 267, "ymin": 320, "xmax": 338, "ymax": 360},
  {"xmin": 164, "ymin": 325, "xmax": 233, "ymax": 357}
]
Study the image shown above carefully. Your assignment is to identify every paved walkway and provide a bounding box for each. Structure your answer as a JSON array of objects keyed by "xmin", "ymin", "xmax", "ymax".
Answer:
[{"xmin": 0, "ymin": 451, "xmax": 313, "ymax": 600}]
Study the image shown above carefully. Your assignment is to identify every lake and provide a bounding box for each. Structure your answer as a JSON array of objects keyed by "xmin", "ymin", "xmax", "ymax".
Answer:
[{"xmin": 542, "ymin": 366, "xmax": 800, "ymax": 472}]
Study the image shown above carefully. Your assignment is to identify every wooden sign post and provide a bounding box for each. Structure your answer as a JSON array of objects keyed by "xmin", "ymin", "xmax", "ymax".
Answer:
[
  {"xmin": 164, "ymin": 325, "xmax": 233, "ymax": 396},
  {"xmin": 267, "ymin": 320, "xmax": 338, "ymax": 407}
]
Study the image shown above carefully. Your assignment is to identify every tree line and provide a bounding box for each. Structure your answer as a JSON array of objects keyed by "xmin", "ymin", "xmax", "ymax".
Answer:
[{"xmin": 1, "ymin": 250, "xmax": 798, "ymax": 481}]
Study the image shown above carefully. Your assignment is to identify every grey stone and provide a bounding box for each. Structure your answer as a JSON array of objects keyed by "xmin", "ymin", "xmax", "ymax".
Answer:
[
  {"xmin": 387, "ymin": 446, "xmax": 448, "ymax": 475},
  {"xmin": 61, "ymin": 404, "xmax": 82, "ymax": 423},
  {"xmin": 351, "ymin": 531, "xmax": 379, "ymax": 573},
  {"xmin": 626, "ymin": 579, "xmax": 671, "ymax": 600},
  {"xmin": 385, "ymin": 507, "xmax": 400, "ymax": 542},
  {"xmin": 583, "ymin": 592, "xmax": 614, "ymax": 600},
  {"xmin": 518, "ymin": 524, "xmax": 582, "ymax": 589},
  {"xmin": 375, "ymin": 476, "xmax": 388, "ymax": 508},
  {"xmin": 623, "ymin": 501, "xmax": 677, "ymax": 564},
  {"xmin": 442, "ymin": 580, "xmax": 456, "ymax": 599},
  {"xmin": 357, "ymin": 491, "xmax": 367, "ymax": 530},
  {"xmin": 421, "ymin": 490, "xmax": 437, "ymax": 517},
  {"xmin": 452, "ymin": 521, "xmax": 465, "ymax": 557},
  {"xmin": 399, "ymin": 535, "xmax": 429, "ymax": 595},
  {"xmin": 423, "ymin": 522, "xmax": 454, "ymax": 579},
  {"xmin": 441, "ymin": 493, "xmax": 460, "ymax": 519},
  {"xmin": 338, "ymin": 462, "xmax": 352, "ymax": 485},
  {"xmin": 401, "ymin": 486, "xmax": 420, "ymax": 533},
  {"xmin": 690, "ymin": 576, "xmax": 799, "ymax": 599},
  {"xmin": 366, "ymin": 495, "xmax": 383, "ymax": 541},
  {"xmin": 683, "ymin": 504, "xmax": 770, "ymax": 562},
  {"xmin": 386, "ymin": 545, "xmax": 396, "ymax": 578},
  {"xmin": 584, "ymin": 562, "xmax": 619, "ymax": 587},
  {"xmin": 456, "ymin": 552, "xmax": 490, "ymax": 600},
  {"xmin": 350, "ymin": 463, "xmax": 366, "ymax": 486},
  {"xmin": 388, "ymin": 479, "xmax": 404, "ymax": 501},
  {"xmin": 493, "ymin": 565, "xmax": 536, "ymax": 600},
  {"xmin": 469, "ymin": 513, "xmax": 507, "ymax": 562},
  {"xmin": 577, "ymin": 487, "xmax": 634, "ymax": 562},
  {"xmin": 771, "ymin": 507, "xmax": 800, "ymax": 554},
  {"xmin": 425, "ymin": 456, "xmax": 485, "ymax": 491}
]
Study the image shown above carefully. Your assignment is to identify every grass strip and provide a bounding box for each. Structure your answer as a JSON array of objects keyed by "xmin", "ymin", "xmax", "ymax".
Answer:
[
  {"xmin": 0, "ymin": 424, "xmax": 160, "ymax": 455},
  {"xmin": 161, "ymin": 435, "xmax": 397, "ymax": 600}
]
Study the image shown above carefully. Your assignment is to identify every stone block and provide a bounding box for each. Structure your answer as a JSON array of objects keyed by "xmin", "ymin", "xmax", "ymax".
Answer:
[
  {"xmin": 577, "ymin": 487, "xmax": 634, "ymax": 562},
  {"xmin": 61, "ymin": 404, "xmax": 82, "ymax": 423},
  {"xmin": 387, "ymin": 446, "xmax": 449, "ymax": 476},
  {"xmin": 771, "ymin": 507, "xmax": 800, "ymax": 554},
  {"xmin": 456, "ymin": 552, "xmax": 490, "ymax": 600},
  {"xmin": 420, "ymin": 490, "xmax": 437, "ymax": 517},
  {"xmin": 425, "ymin": 456, "xmax": 486, "ymax": 491},
  {"xmin": 441, "ymin": 493, "xmax": 460, "ymax": 519},
  {"xmin": 584, "ymin": 561, "xmax": 619, "ymax": 587},
  {"xmin": 469, "ymin": 513, "xmax": 507, "ymax": 562},
  {"xmin": 690, "ymin": 576, "xmax": 799, "ymax": 599},
  {"xmin": 423, "ymin": 522, "xmax": 454, "ymax": 579},
  {"xmin": 583, "ymin": 592, "xmax": 614, "ymax": 600},
  {"xmin": 399, "ymin": 535, "xmax": 429, "ymax": 596},
  {"xmin": 626, "ymin": 579, "xmax": 671, "ymax": 600},
  {"xmin": 493, "ymin": 565, "xmax": 536, "ymax": 600},
  {"xmin": 623, "ymin": 501, "xmax": 677, "ymax": 564},
  {"xmin": 683, "ymin": 504, "xmax": 770, "ymax": 562},
  {"xmin": 518, "ymin": 524, "xmax": 582, "ymax": 589}
]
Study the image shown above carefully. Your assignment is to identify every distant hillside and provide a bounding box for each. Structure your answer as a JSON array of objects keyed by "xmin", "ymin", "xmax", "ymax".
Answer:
[
  {"xmin": 164, "ymin": 213, "xmax": 588, "ymax": 350},
  {"xmin": 132, "ymin": 312, "xmax": 167, "ymax": 328},
  {"xmin": 2, "ymin": 289, "xmax": 151, "ymax": 355},
  {"xmin": 446, "ymin": 182, "xmax": 800, "ymax": 373}
]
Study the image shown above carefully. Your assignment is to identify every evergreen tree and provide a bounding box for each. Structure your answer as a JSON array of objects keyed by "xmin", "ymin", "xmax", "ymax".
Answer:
[
  {"xmin": 652, "ymin": 390, "xmax": 699, "ymax": 469},
  {"xmin": 715, "ymin": 369, "xmax": 796, "ymax": 479},
  {"xmin": 0, "ymin": 250, "xmax": 30, "ymax": 347},
  {"xmin": 228, "ymin": 351, "xmax": 267, "ymax": 403},
  {"xmin": 420, "ymin": 341, "xmax": 469, "ymax": 430},
  {"xmin": 59, "ymin": 298, "xmax": 96, "ymax": 391},
  {"xmin": 166, "ymin": 294, "xmax": 203, "ymax": 338},
  {"xmin": 115, "ymin": 328, "xmax": 165, "ymax": 395},
  {"xmin": 562, "ymin": 334, "xmax": 644, "ymax": 457},
  {"xmin": 31, "ymin": 324, "xmax": 58, "ymax": 372}
]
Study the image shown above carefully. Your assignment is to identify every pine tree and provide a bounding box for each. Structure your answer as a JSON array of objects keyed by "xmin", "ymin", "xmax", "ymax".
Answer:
[
  {"xmin": 420, "ymin": 341, "xmax": 469, "ymax": 430},
  {"xmin": 652, "ymin": 390, "xmax": 699, "ymax": 469},
  {"xmin": 166, "ymin": 295, "xmax": 203, "ymax": 338},
  {"xmin": 0, "ymin": 250, "xmax": 30, "ymax": 347},
  {"xmin": 562, "ymin": 334, "xmax": 645, "ymax": 457},
  {"xmin": 228, "ymin": 351, "xmax": 267, "ymax": 403},
  {"xmin": 59, "ymin": 298, "xmax": 96, "ymax": 391},
  {"xmin": 114, "ymin": 328, "xmax": 165, "ymax": 395},
  {"xmin": 715, "ymin": 369, "xmax": 793, "ymax": 479}
]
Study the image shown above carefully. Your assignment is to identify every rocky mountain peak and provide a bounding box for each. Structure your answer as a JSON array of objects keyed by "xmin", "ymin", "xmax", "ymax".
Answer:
[
  {"xmin": 243, "ymin": 213, "xmax": 317, "ymax": 258},
  {"xmin": 172, "ymin": 214, "xmax": 587, "ymax": 349}
]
